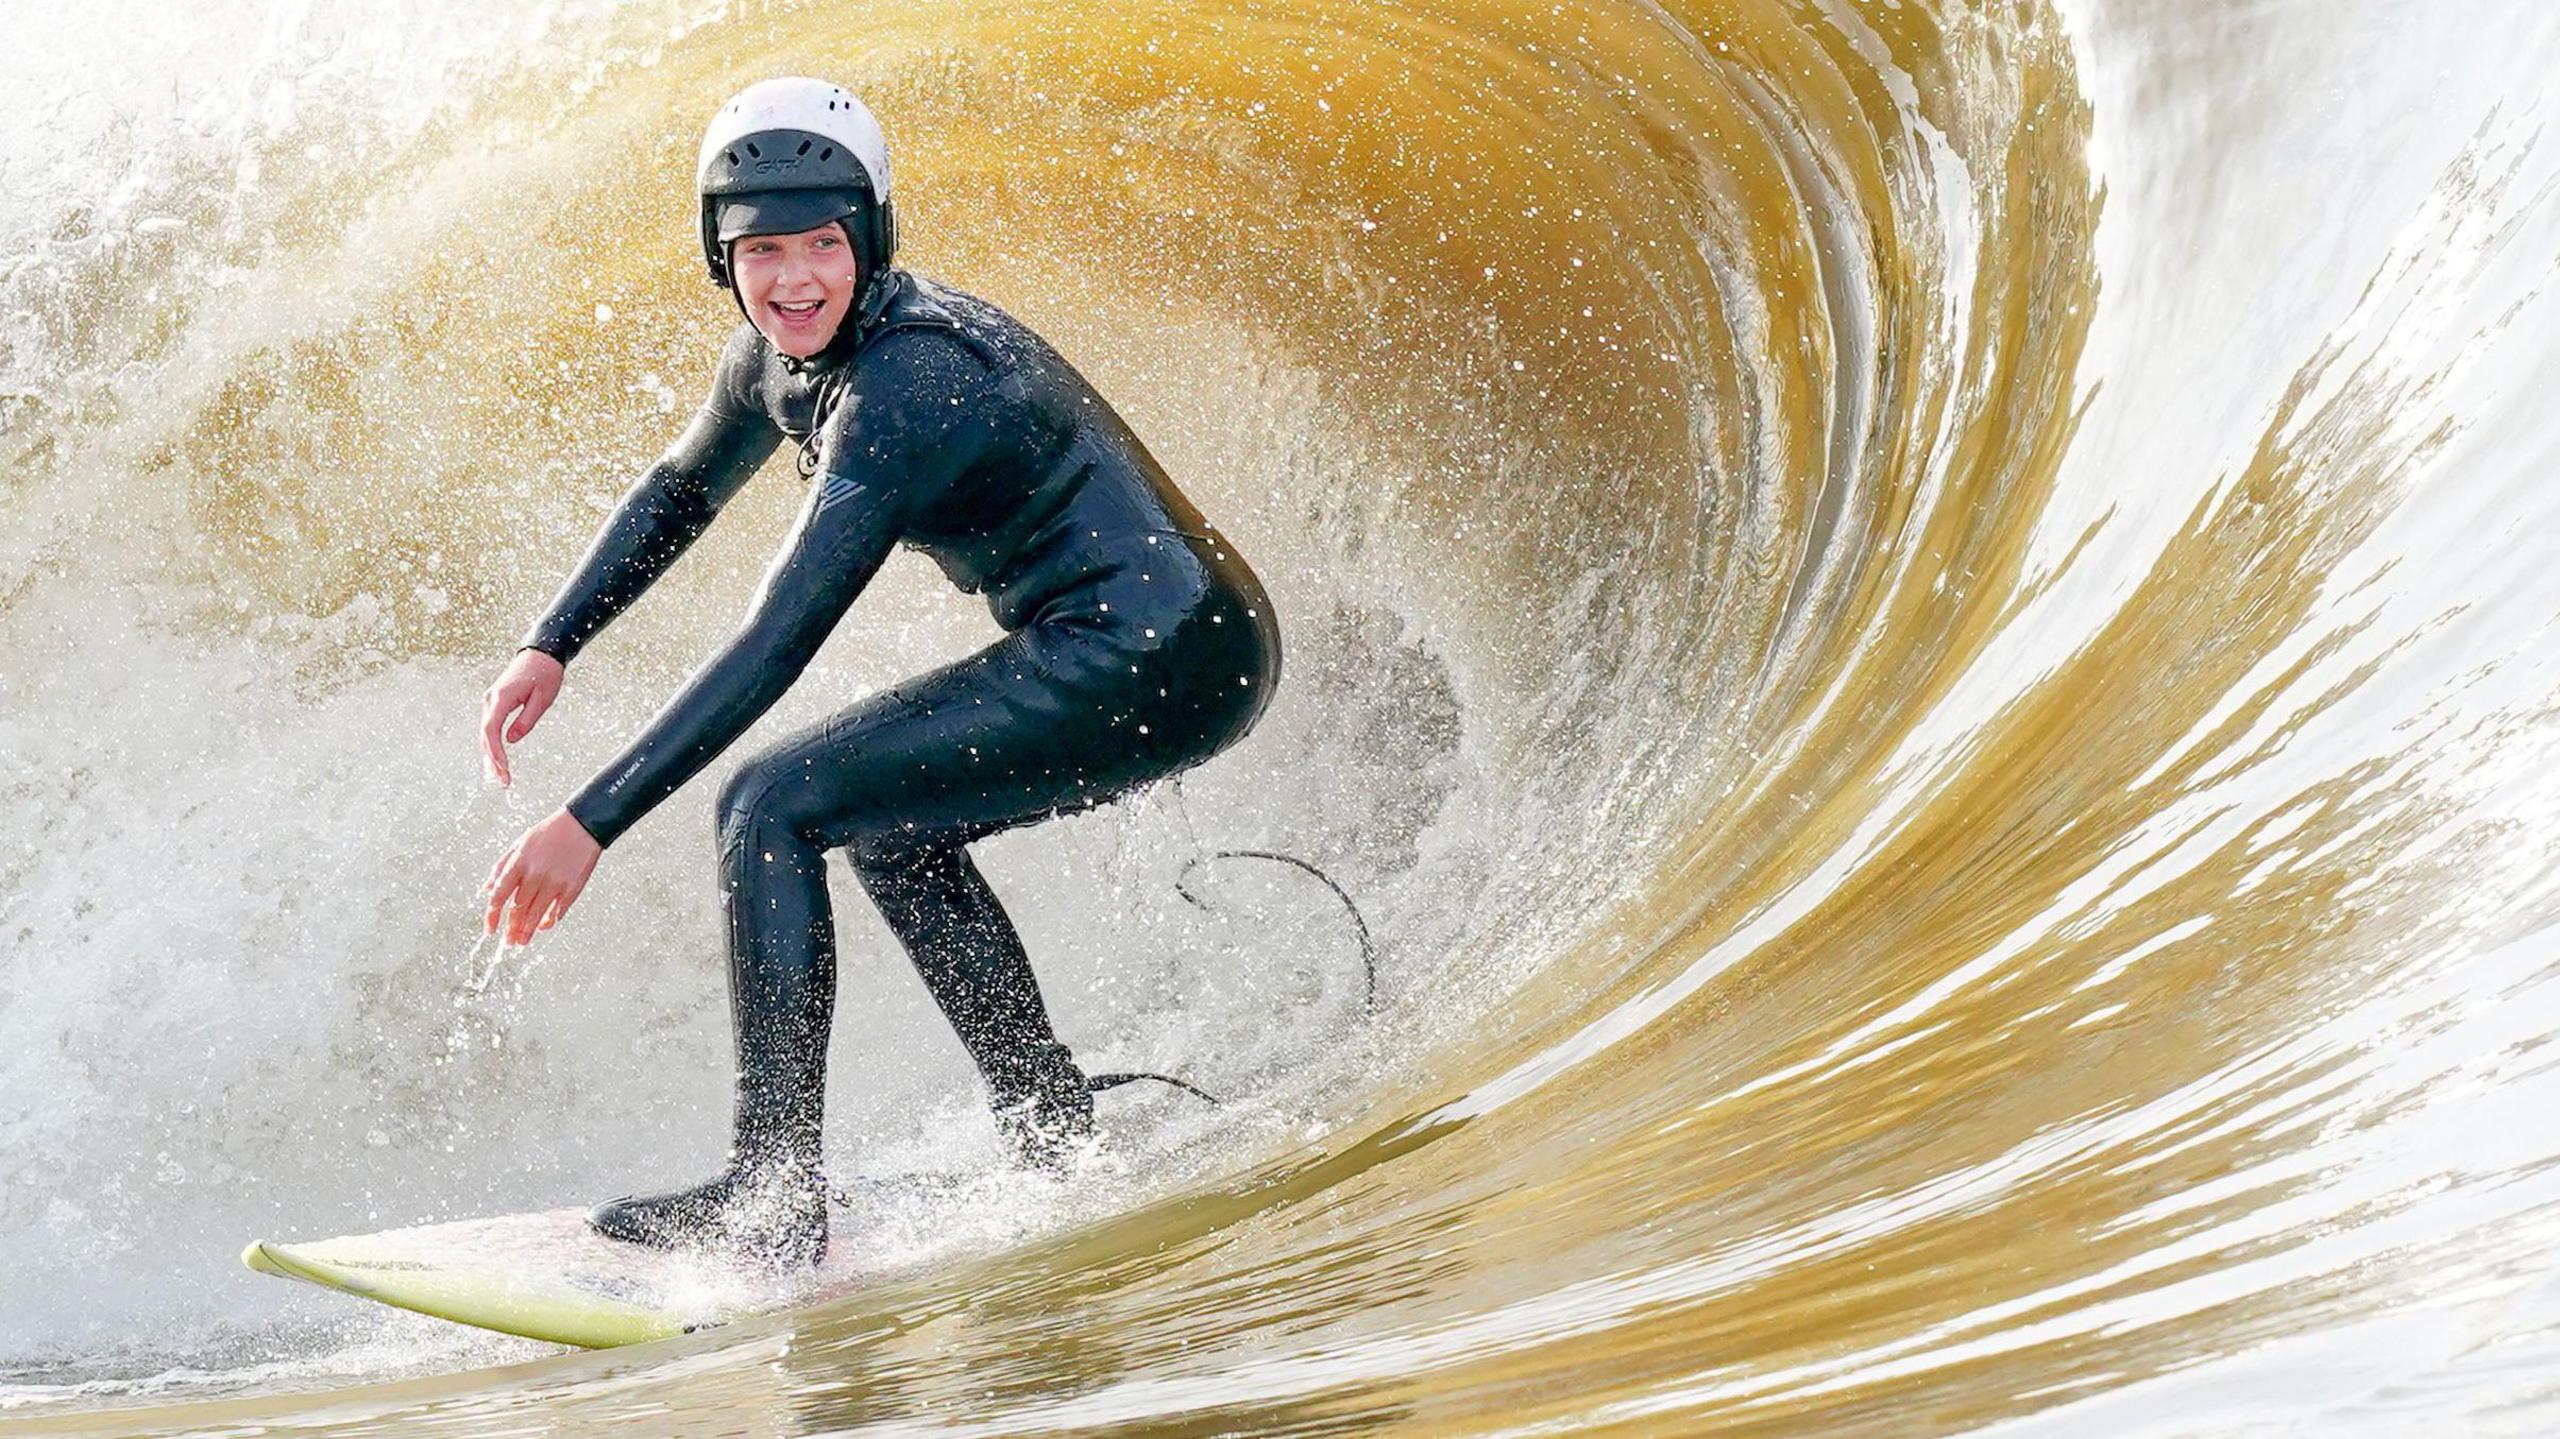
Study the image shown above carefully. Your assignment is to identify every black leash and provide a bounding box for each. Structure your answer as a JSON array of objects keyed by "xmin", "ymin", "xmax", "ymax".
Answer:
[
  {"xmin": 1175, "ymin": 849, "xmax": 1379, "ymax": 1015},
  {"xmin": 1087, "ymin": 1070, "xmax": 1222, "ymax": 1104},
  {"xmin": 1073, "ymin": 851, "xmax": 1376, "ymax": 1108},
  {"xmin": 826, "ymin": 851, "xmax": 1370, "ymax": 1205}
]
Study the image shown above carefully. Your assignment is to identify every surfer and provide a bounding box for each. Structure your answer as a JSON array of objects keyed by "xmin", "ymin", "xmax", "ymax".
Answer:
[{"xmin": 474, "ymin": 77, "xmax": 1280, "ymax": 1267}]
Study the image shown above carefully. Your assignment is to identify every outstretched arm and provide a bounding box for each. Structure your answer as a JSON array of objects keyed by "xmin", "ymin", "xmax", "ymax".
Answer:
[
  {"xmin": 481, "ymin": 329, "xmax": 777, "ymax": 786},
  {"xmin": 518, "ymin": 399, "xmax": 782, "ymax": 665},
  {"xmin": 477, "ymin": 485, "xmax": 886, "ymax": 941},
  {"xmin": 561, "ymin": 330, "xmax": 1004, "ymax": 849},
  {"xmin": 562, "ymin": 473, "xmax": 906, "ymax": 848},
  {"xmin": 481, "ymin": 465, "xmax": 889, "ymax": 939},
  {"xmin": 484, "ymin": 328, "xmax": 1003, "ymax": 941}
]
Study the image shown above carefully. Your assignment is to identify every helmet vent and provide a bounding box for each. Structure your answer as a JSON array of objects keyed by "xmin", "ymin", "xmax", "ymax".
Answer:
[
  {"xmin": 724, "ymin": 148, "xmax": 739, "ymax": 167},
  {"xmin": 744, "ymin": 141, "xmax": 761, "ymax": 159},
  {"xmin": 796, "ymin": 139, "xmax": 812, "ymax": 155},
  {"xmin": 819, "ymin": 146, "xmax": 834, "ymax": 161}
]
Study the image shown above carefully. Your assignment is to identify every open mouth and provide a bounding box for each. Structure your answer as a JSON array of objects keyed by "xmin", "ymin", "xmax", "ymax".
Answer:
[{"xmin": 770, "ymin": 299, "xmax": 827, "ymax": 326}]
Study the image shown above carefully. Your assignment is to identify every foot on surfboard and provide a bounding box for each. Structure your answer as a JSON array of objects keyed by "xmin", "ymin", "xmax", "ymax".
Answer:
[
  {"xmin": 991, "ymin": 1042, "xmax": 1098, "ymax": 1174},
  {"xmin": 587, "ymin": 1163, "xmax": 827, "ymax": 1269}
]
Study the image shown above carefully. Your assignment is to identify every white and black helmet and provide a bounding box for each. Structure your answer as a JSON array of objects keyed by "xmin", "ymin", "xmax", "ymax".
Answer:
[{"xmin": 696, "ymin": 77, "xmax": 898, "ymax": 292}]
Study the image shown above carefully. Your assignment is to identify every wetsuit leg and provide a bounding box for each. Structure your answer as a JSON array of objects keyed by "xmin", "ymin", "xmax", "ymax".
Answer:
[
  {"xmin": 585, "ymin": 745, "xmax": 852, "ymax": 1267},
  {"xmin": 845, "ymin": 838, "xmax": 1068, "ymax": 1103},
  {"xmin": 716, "ymin": 756, "xmax": 838, "ymax": 1179},
  {"xmin": 711, "ymin": 610, "xmax": 1266, "ymax": 1169}
]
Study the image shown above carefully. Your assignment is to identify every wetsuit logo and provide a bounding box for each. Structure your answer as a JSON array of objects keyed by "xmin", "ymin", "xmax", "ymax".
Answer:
[{"xmin": 814, "ymin": 474, "xmax": 867, "ymax": 517}]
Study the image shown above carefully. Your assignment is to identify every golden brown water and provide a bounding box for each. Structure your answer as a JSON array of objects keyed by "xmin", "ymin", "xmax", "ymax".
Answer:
[{"xmin": 7, "ymin": 0, "xmax": 2560, "ymax": 1432}]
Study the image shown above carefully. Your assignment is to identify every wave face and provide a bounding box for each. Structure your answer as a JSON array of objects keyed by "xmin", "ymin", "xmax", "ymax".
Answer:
[{"xmin": 8, "ymin": 0, "xmax": 2560, "ymax": 1430}]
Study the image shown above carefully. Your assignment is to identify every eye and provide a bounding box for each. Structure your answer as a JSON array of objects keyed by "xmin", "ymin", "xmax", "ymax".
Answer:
[{"xmin": 814, "ymin": 234, "xmax": 841, "ymax": 249}]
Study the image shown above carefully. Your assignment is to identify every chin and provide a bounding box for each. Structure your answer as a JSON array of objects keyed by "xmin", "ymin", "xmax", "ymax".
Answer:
[{"xmin": 768, "ymin": 327, "xmax": 840, "ymax": 359}]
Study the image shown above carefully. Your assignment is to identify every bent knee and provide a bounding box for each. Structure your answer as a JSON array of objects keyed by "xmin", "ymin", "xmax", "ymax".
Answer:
[
  {"xmin": 717, "ymin": 756, "xmax": 828, "ymax": 855},
  {"xmin": 841, "ymin": 825, "xmax": 956, "ymax": 881}
]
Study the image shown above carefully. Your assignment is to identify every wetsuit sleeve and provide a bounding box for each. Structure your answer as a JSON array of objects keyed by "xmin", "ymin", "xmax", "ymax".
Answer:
[
  {"xmin": 518, "ymin": 329, "xmax": 779, "ymax": 665},
  {"xmin": 562, "ymin": 331, "xmax": 1004, "ymax": 848}
]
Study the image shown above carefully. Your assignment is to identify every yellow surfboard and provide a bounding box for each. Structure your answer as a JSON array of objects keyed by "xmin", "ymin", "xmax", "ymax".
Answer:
[{"xmin": 241, "ymin": 1207, "xmax": 821, "ymax": 1348}]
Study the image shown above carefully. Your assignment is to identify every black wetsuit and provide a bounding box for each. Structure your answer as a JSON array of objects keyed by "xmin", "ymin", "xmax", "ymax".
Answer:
[{"xmin": 521, "ymin": 268, "xmax": 1279, "ymax": 1188}]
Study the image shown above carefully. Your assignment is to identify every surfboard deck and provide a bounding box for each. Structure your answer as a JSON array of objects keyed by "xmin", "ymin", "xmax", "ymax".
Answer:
[{"xmin": 243, "ymin": 1176, "xmax": 970, "ymax": 1348}]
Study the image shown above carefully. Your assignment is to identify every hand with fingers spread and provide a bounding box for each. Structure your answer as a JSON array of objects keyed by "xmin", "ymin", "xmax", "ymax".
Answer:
[
  {"xmin": 485, "ymin": 809, "xmax": 604, "ymax": 946},
  {"xmin": 482, "ymin": 648, "xmax": 567, "ymax": 787}
]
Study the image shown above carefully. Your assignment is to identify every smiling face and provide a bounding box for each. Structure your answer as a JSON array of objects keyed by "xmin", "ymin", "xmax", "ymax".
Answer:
[{"xmin": 730, "ymin": 221, "xmax": 862, "ymax": 358}]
